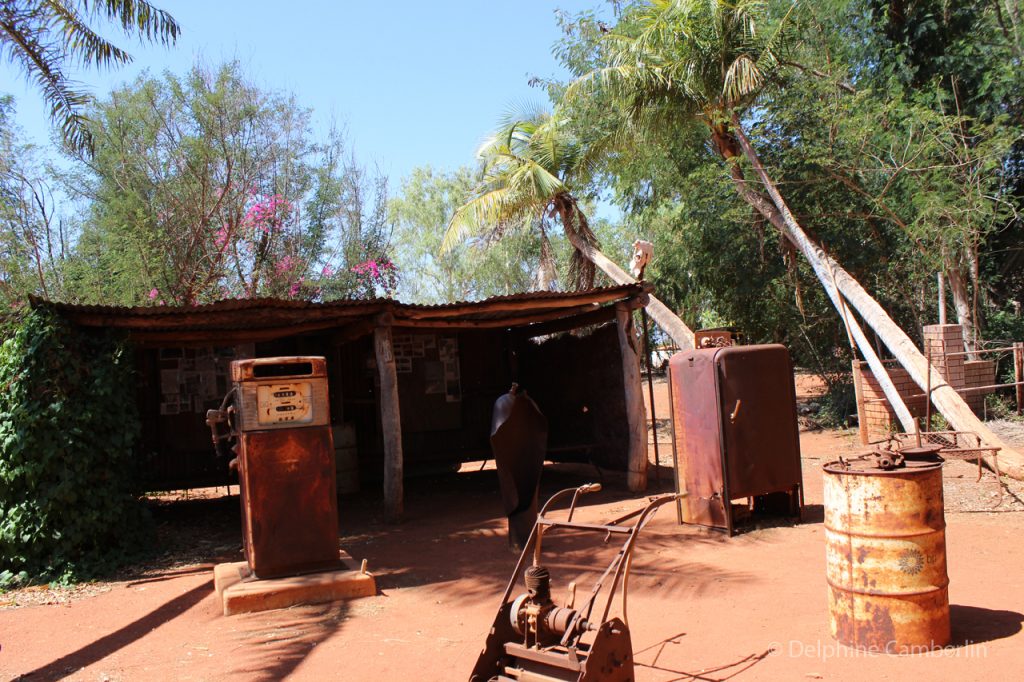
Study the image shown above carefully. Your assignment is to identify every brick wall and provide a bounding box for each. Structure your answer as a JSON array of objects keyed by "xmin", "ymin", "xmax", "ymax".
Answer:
[{"xmin": 854, "ymin": 324, "xmax": 997, "ymax": 441}]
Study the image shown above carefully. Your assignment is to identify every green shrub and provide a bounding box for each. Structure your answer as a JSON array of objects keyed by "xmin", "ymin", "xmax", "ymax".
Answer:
[{"xmin": 0, "ymin": 307, "xmax": 150, "ymax": 586}]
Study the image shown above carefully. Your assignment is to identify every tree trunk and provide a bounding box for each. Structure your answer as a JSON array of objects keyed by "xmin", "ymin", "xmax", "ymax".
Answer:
[
  {"xmin": 562, "ymin": 230, "xmax": 696, "ymax": 349},
  {"xmin": 945, "ymin": 262, "xmax": 977, "ymax": 354},
  {"xmin": 731, "ymin": 115, "xmax": 1024, "ymax": 479}
]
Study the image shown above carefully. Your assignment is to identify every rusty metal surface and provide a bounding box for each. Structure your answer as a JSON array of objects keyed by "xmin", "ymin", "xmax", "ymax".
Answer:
[
  {"xmin": 824, "ymin": 458, "xmax": 950, "ymax": 651},
  {"xmin": 237, "ymin": 426, "xmax": 340, "ymax": 579},
  {"xmin": 469, "ymin": 485, "xmax": 676, "ymax": 682},
  {"xmin": 491, "ymin": 384, "xmax": 548, "ymax": 550},
  {"xmin": 34, "ymin": 283, "xmax": 648, "ymax": 330},
  {"xmin": 230, "ymin": 357, "xmax": 341, "ymax": 580},
  {"xmin": 669, "ymin": 344, "xmax": 803, "ymax": 533}
]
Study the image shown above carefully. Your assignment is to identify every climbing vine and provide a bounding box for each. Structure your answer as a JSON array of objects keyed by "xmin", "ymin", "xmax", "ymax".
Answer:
[{"xmin": 0, "ymin": 308, "xmax": 150, "ymax": 586}]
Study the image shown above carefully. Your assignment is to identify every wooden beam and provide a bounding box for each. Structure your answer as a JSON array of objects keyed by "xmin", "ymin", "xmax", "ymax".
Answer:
[
  {"xmin": 561, "ymin": 233, "xmax": 696, "ymax": 350},
  {"xmin": 732, "ymin": 117, "xmax": 1022, "ymax": 477},
  {"xmin": 128, "ymin": 318, "xmax": 347, "ymax": 345},
  {"xmin": 616, "ymin": 302, "xmax": 648, "ymax": 492},
  {"xmin": 374, "ymin": 317, "xmax": 404, "ymax": 522},
  {"xmin": 397, "ymin": 286, "xmax": 642, "ymax": 320},
  {"xmin": 852, "ymin": 361, "xmax": 869, "ymax": 445},
  {"xmin": 512, "ymin": 304, "xmax": 619, "ymax": 340},
  {"xmin": 394, "ymin": 303, "xmax": 605, "ymax": 330}
]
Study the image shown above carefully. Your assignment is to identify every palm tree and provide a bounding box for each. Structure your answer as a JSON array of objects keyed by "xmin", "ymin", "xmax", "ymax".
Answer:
[
  {"xmin": 567, "ymin": 0, "xmax": 1022, "ymax": 474},
  {"xmin": 0, "ymin": 0, "xmax": 179, "ymax": 155},
  {"xmin": 444, "ymin": 107, "xmax": 601, "ymax": 291},
  {"xmin": 445, "ymin": 106, "xmax": 697, "ymax": 346}
]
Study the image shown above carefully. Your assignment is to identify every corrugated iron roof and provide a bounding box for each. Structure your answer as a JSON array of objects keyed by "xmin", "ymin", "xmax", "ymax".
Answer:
[{"xmin": 31, "ymin": 284, "xmax": 651, "ymax": 341}]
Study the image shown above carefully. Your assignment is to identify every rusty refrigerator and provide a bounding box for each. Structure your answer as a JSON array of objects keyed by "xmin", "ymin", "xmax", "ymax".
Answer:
[{"xmin": 669, "ymin": 344, "xmax": 803, "ymax": 534}]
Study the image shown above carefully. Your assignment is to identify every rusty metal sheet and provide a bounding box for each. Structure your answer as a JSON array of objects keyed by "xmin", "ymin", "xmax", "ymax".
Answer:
[
  {"xmin": 824, "ymin": 458, "xmax": 950, "ymax": 651},
  {"xmin": 669, "ymin": 344, "xmax": 803, "ymax": 533},
  {"xmin": 716, "ymin": 345, "xmax": 802, "ymax": 498},
  {"xmin": 669, "ymin": 349, "xmax": 729, "ymax": 529},
  {"xmin": 238, "ymin": 426, "xmax": 340, "ymax": 578},
  {"xmin": 490, "ymin": 385, "xmax": 548, "ymax": 550}
]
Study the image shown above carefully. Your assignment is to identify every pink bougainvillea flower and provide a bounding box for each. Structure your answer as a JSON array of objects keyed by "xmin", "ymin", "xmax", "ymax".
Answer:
[{"xmin": 148, "ymin": 288, "xmax": 159, "ymax": 300}]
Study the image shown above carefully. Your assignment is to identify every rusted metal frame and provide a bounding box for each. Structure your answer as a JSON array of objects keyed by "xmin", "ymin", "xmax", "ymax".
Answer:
[
  {"xmin": 555, "ymin": 495, "xmax": 676, "ymax": 641},
  {"xmin": 714, "ymin": 361, "xmax": 735, "ymax": 536},
  {"xmin": 490, "ymin": 485, "xmax": 599, "ymax": 627},
  {"xmin": 667, "ymin": 360, "xmax": 683, "ymax": 524},
  {"xmin": 1015, "ymin": 342, "xmax": 1023, "ymax": 415},
  {"xmin": 536, "ymin": 519, "xmax": 633, "ymax": 535},
  {"xmin": 864, "ymin": 381, "xmax": 1024, "ymax": 403},
  {"xmin": 598, "ymin": 494, "xmax": 679, "ymax": 627},
  {"xmin": 935, "ymin": 345, "xmax": 1020, "ymax": 359}
]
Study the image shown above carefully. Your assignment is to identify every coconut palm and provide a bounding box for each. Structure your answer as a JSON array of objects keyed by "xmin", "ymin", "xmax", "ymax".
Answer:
[
  {"xmin": 444, "ymin": 106, "xmax": 602, "ymax": 291},
  {"xmin": 447, "ymin": 104, "xmax": 698, "ymax": 346},
  {"xmin": 567, "ymin": 0, "xmax": 1022, "ymax": 472},
  {"xmin": 0, "ymin": 0, "xmax": 179, "ymax": 155}
]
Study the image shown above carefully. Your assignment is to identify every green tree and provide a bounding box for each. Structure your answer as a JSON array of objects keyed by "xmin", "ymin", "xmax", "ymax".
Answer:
[
  {"xmin": 389, "ymin": 165, "xmax": 538, "ymax": 302},
  {"xmin": 443, "ymin": 106, "xmax": 602, "ymax": 291},
  {"xmin": 0, "ymin": 0, "xmax": 180, "ymax": 154},
  {"xmin": 0, "ymin": 96, "xmax": 70, "ymax": 305},
  {"xmin": 62, "ymin": 63, "xmax": 395, "ymax": 305}
]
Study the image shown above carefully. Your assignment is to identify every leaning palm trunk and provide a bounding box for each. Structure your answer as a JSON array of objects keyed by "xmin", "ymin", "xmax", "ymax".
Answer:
[
  {"xmin": 561, "ymin": 229, "xmax": 696, "ymax": 349},
  {"xmin": 732, "ymin": 115, "xmax": 1023, "ymax": 480}
]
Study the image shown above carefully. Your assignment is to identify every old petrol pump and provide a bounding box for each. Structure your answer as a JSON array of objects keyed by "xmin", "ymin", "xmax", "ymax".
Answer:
[{"xmin": 207, "ymin": 356, "xmax": 341, "ymax": 579}]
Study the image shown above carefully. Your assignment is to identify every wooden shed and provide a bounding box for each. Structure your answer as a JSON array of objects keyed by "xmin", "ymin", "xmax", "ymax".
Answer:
[{"xmin": 41, "ymin": 284, "xmax": 651, "ymax": 519}]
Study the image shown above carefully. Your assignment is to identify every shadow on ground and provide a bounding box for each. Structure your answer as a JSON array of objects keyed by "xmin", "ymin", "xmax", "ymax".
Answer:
[{"xmin": 950, "ymin": 604, "xmax": 1024, "ymax": 645}]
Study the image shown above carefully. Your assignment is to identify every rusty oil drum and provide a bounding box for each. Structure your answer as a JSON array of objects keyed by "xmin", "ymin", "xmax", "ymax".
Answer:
[{"xmin": 823, "ymin": 458, "xmax": 950, "ymax": 652}]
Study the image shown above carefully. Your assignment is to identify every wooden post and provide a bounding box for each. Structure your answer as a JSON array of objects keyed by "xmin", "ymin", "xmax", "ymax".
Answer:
[
  {"xmin": 1015, "ymin": 342, "xmax": 1023, "ymax": 417},
  {"xmin": 851, "ymin": 360, "xmax": 869, "ymax": 445},
  {"xmin": 561, "ymin": 230, "xmax": 696, "ymax": 350},
  {"xmin": 616, "ymin": 302, "xmax": 648, "ymax": 493},
  {"xmin": 374, "ymin": 315, "xmax": 403, "ymax": 522}
]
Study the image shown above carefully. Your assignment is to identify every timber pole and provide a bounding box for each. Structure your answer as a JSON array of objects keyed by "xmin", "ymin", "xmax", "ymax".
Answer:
[
  {"xmin": 732, "ymin": 116, "xmax": 1023, "ymax": 479},
  {"xmin": 616, "ymin": 301, "xmax": 649, "ymax": 492},
  {"xmin": 563, "ymin": 233, "xmax": 696, "ymax": 350},
  {"xmin": 374, "ymin": 314, "xmax": 404, "ymax": 521}
]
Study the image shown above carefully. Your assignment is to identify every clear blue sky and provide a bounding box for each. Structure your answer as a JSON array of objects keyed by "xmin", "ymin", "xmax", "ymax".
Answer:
[{"xmin": 1, "ymin": 1, "xmax": 612, "ymax": 183}]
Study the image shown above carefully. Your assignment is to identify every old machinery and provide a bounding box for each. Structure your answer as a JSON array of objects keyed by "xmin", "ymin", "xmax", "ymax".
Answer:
[
  {"xmin": 668, "ymin": 344, "xmax": 803, "ymax": 535},
  {"xmin": 491, "ymin": 383, "xmax": 549, "ymax": 551},
  {"xmin": 206, "ymin": 356, "xmax": 341, "ymax": 579},
  {"xmin": 470, "ymin": 484, "xmax": 680, "ymax": 682}
]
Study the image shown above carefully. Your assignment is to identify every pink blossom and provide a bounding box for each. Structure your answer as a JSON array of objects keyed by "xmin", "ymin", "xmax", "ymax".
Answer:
[
  {"xmin": 214, "ymin": 225, "xmax": 230, "ymax": 248},
  {"xmin": 148, "ymin": 288, "xmax": 159, "ymax": 300},
  {"xmin": 321, "ymin": 265, "xmax": 334, "ymax": 277},
  {"xmin": 275, "ymin": 255, "xmax": 295, "ymax": 275}
]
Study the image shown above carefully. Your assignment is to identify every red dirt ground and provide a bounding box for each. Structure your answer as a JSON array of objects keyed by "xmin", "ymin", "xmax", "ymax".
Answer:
[{"xmin": 2, "ymin": 376, "xmax": 1022, "ymax": 681}]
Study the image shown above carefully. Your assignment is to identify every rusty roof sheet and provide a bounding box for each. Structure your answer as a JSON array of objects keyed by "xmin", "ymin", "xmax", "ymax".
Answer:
[{"xmin": 31, "ymin": 284, "xmax": 650, "ymax": 340}]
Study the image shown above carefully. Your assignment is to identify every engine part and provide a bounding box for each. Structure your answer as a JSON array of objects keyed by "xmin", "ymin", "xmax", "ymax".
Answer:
[{"xmin": 469, "ymin": 484, "xmax": 680, "ymax": 681}]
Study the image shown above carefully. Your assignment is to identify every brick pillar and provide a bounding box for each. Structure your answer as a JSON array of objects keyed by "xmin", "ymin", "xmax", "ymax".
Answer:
[{"xmin": 922, "ymin": 324, "xmax": 965, "ymax": 391}]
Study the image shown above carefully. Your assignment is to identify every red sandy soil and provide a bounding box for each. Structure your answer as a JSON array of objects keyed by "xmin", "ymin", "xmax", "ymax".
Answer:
[{"xmin": 2, "ymin": 377, "xmax": 1022, "ymax": 682}]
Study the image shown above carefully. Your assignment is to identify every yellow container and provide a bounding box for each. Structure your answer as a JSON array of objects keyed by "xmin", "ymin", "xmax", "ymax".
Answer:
[{"xmin": 823, "ymin": 458, "xmax": 950, "ymax": 652}]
